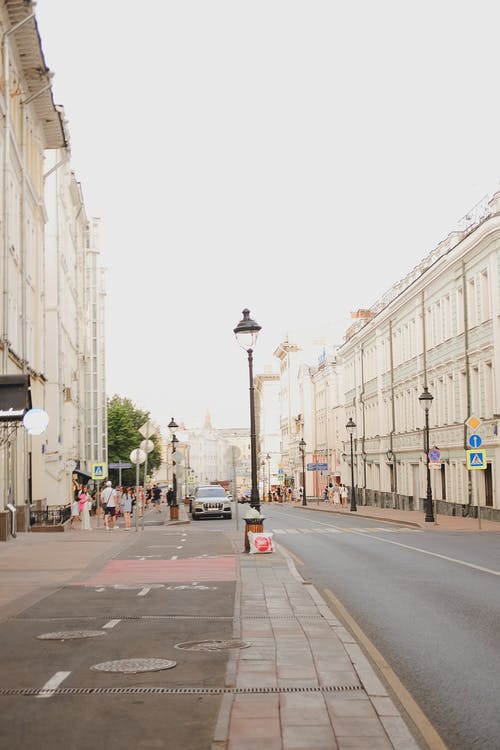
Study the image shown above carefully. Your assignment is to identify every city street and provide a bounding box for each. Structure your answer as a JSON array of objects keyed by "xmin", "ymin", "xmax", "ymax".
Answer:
[
  {"xmin": 0, "ymin": 509, "xmax": 236, "ymax": 750},
  {"xmin": 262, "ymin": 502, "xmax": 500, "ymax": 750}
]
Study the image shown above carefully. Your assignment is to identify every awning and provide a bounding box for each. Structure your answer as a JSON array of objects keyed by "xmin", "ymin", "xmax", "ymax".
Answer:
[
  {"xmin": 73, "ymin": 468, "xmax": 92, "ymax": 481},
  {"xmin": 0, "ymin": 375, "xmax": 32, "ymax": 422}
]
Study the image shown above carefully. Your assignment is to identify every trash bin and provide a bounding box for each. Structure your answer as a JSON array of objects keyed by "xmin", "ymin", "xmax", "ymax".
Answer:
[{"xmin": 244, "ymin": 517, "xmax": 265, "ymax": 552}]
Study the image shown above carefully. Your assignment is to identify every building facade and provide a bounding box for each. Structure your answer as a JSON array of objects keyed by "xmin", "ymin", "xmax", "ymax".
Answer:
[{"xmin": 337, "ymin": 192, "xmax": 500, "ymax": 519}]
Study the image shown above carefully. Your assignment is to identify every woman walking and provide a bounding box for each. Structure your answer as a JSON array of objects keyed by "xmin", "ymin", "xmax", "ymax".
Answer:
[
  {"xmin": 79, "ymin": 486, "xmax": 92, "ymax": 530},
  {"xmin": 120, "ymin": 487, "xmax": 133, "ymax": 530}
]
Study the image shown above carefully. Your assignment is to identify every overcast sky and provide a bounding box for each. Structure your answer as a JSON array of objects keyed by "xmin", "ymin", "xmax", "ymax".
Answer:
[{"xmin": 36, "ymin": 1, "xmax": 500, "ymax": 430}]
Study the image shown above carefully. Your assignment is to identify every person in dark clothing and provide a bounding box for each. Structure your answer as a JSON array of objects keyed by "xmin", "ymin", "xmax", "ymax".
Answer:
[{"xmin": 166, "ymin": 488, "xmax": 175, "ymax": 506}]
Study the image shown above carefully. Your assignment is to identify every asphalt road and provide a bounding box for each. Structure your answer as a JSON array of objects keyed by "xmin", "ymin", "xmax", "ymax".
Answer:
[
  {"xmin": 260, "ymin": 503, "xmax": 500, "ymax": 750},
  {"xmin": 0, "ymin": 523, "xmax": 236, "ymax": 750}
]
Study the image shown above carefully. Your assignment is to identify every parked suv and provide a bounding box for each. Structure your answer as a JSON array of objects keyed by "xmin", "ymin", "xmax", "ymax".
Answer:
[{"xmin": 191, "ymin": 485, "xmax": 232, "ymax": 520}]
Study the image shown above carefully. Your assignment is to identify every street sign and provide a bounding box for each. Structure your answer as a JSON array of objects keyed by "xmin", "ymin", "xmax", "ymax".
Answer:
[
  {"xmin": 467, "ymin": 434, "xmax": 482, "ymax": 449},
  {"xmin": 466, "ymin": 450, "xmax": 486, "ymax": 470},
  {"xmin": 139, "ymin": 420, "xmax": 156, "ymax": 439},
  {"xmin": 465, "ymin": 415, "xmax": 481, "ymax": 431},
  {"xmin": 109, "ymin": 462, "xmax": 132, "ymax": 469},
  {"xmin": 428, "ymin": 448, "xmax": 441, "ymax": 463},
  {"xmin": 306, "ymin": 463, "xmax": 317, "ymax": 471},
  {"xmin": 317, "ymin": 463, "xmax": 328, "ymax": 471},
  {"xmin": 130, "ymin": 449, "xmax": 146, "ymax": 465},
  {"xmin": 91, "ymin": 462, "xmax": 107, "ymax": 480}
]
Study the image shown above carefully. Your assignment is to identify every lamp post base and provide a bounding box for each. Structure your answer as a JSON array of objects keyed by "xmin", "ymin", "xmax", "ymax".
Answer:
[{"xmin": 169, "ymin": 505, "xmax": 179, "ymax": 521}]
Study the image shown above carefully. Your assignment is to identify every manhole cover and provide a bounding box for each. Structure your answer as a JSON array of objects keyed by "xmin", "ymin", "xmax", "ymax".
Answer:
[
  {"xmin": 91, "ymin": 658, "xmax": 176, "ymax": 674},
  {"xmin": 175, "ymin": 639, "xmax": 251, "ymax": 652},
  {"xmin": 37, "ymin": 630, "xmax": 106, "ymax": 641}
]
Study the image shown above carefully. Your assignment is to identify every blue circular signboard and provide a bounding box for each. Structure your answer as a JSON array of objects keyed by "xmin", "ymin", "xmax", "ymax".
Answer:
[{"xmin": 468, "ymin": 434, "xmax": 482, "ymax": 449}]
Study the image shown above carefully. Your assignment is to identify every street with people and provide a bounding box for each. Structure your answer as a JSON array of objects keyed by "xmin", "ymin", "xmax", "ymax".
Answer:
[{"xmin": 0, "ymin": 497, "xmax": 498, "ymax": 749}]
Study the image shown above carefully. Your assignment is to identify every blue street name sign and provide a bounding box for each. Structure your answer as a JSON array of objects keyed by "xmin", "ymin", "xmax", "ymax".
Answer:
[
  {"xmin": 467, "ymin": 434, "xmax": 482, "ymax": 449},
  {"xmin": 109, "ymin": 462, "xmax": 132, "ymax": 469},
  {"xmin": 306, "ymin": 463, "xmax": 317, "ymax": 471},
  {"xmin": 317, "ymin": 463, "xmax": 328, "ymax": 471}
]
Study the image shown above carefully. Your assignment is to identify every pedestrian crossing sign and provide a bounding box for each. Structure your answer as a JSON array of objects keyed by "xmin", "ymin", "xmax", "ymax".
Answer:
[
  {"xmin": 466, "ymin": 450, "xmax": 486, "ymax": 470},
  {"xmin": 91, "ymin": 462, "xmax": 107, "ymax": 480}
]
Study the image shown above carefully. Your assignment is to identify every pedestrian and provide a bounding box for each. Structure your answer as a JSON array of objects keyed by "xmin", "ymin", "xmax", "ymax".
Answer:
[
  {"xmin": 119, "ymin": 487, "xmax": 133, "ymax": 529},
  {"xmin": 323, "ymin": 486, "xmax": 328, "ymax": 502},
  {"xmin": 340, "ymin": 484, "xmax": 348, "ymax": 507},
  {"xmin": 70, "ymin": 488, "xmax": 81, "ymax": 529},
  {"xmin": 152, "ymin": 483, "xmax": 162, "ymax": 512},
  {"xmin": 79, "ymin": 486, "xmax": 92, "ymax": 530},
  {"xmin": 101, "ymin": 480, "xmax": 118, "ymax": 530},
  {"xmin": 166, "ymin": 487, "xmax": 175, "ymax": 507}
]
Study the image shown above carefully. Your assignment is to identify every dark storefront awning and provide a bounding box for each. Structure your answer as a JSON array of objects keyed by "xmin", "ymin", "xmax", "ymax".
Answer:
[
  {"xmin": 73, "ymin": 468, "xmax": 92, "ymax": 481},
  {"xmin": 0, "ymin": 375, "xmax": 32, "ymax": 422}
]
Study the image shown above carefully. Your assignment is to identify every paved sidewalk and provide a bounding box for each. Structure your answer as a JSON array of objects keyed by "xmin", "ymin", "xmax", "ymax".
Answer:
[
  {"xmin": 279, "ymin": 499, "xmax": 500, "ymax": 531},
  {"xmin": 215, "ymin": 533, "xmax": 431, "ymax": 750}
]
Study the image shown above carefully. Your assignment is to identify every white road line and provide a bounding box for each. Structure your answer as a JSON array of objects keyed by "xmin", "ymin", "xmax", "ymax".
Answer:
[
  {"xmin": 352, "ymin": 532, "xmax": 500, "ymax": 577},
  {"xmin": 177, "ymin": 546, "xmax": 183, "ymax": 549},
  {"xmin": 37, "ymin": 671, "xmax": 71, "ymax": 699},
  {"xmin": 95, "ymin": 587, "xmax": 105, "ymax": 592},
  {"xmin": 171, "ymin": 555, "xmax": 178, "ymax": 560},
  {"xmin": 137, "ymin": 587, "xmax": 151, "ymax": 596},
  {"xmin": 103, "ymin": 619, "xmax": 121, "ymax": 629}
]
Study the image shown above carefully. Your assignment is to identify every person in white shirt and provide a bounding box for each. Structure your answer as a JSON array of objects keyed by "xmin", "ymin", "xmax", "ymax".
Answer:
[{"xmin": 101, "ymin": 481, "xmax": 118, "ymax": 530}]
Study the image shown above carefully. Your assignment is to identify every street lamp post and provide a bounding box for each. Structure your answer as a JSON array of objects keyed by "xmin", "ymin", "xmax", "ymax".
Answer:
[
  {"xmin": 418, "ymin": 386, "xmax": 435, "ymax": 523},
  {"xmin": 299, "ymin": 438, "xmax": 307, "ymax": 506},
  {"xmin": 346, "ymin": 417, "xmax": 357, "ymax": 512},
  {"xmin": 266, "ymin": 453, "xmax": 271, "ymax": 502},
  {"xmin": 234, "ymin": 309, "xmax": 262, "ymax": 512},
  {"xmin": 168, "ymin": 417, "xmax": 179, "ymax": 520}
]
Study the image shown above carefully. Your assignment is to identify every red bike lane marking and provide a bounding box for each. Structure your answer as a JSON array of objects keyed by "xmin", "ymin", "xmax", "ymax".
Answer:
[{"xmin": 80, "ymin": 556, "xmax": 237, "ymax": 586}]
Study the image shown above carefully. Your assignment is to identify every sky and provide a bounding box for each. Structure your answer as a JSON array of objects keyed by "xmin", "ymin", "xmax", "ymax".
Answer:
[{"xmin": 35, "ymin": 0, "xmax": 500, "ymax": 431}]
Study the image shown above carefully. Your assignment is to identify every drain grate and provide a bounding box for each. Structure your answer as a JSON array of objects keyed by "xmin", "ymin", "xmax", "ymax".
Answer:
[
  {"xmin": 0, "ymin": 684, "xmax": 362, "ymax": 697},
  {"xmin": 175, "ymin": 639, "xmax": 251, "ymax": 652},
  {"xmin": 12, "ymin": 614, "xmax": 324, "ymax": 622}
]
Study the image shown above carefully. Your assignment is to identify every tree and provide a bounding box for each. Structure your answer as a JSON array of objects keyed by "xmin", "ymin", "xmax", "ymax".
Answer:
[{"xmin": 107, "ymin": 395, "xmax": 162, "ymax": 486}]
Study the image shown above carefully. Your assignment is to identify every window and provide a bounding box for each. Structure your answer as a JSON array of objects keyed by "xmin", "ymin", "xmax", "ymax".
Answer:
[
  {"xmin": 481, "ymin": 270, "xmax": 491, "ymax": 321},
  {"xmin": 484, "ymin": 362, "xmax": 494, "ymax": 418},
  {"xmin": 467, "ymin": 278, "xmax": 477, "ymax": 328},
  {"xmin": 456, "ymin": 287, "xmax": 464, "ymax": 335}
]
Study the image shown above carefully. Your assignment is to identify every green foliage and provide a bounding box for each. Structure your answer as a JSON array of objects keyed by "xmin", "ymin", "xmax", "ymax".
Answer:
[{"xmin": 107, "ymin": 395, "xmax": 162, "ymax": 486}]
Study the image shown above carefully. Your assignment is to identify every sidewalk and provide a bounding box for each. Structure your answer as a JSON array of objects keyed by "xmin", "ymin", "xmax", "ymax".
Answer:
[
  {"xmin": 215, "ymin": 532, "xmax": 432, "ymax": 750},
  {"xmin": 280, "ymin": 498, "xmax": 500, "ymax": 531},
  {"xmin": 0, "ymin": 501, "xmax": 435, "ymax": 749}
]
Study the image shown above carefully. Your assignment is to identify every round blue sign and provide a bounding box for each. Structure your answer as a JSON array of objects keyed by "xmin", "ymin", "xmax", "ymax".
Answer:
[
  {"xmin": 429, "ymin": 448, "xmax": 441, "ymax": 462},
  {"xmin": 468, "ymin": 433, "xmax": 482, "ymax": 449}
]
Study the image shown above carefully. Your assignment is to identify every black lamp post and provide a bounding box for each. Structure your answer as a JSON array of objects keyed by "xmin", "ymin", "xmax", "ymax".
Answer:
[
  {"xmin": 346, "ymin": 417, "xmax": 357, "ymax": 512},
  {"xmin": 266, "ymin": 453, "xmax": 271, "ymax": 502},
  {"xmin": 418, "ymin": 386, "xmax": 434, "ymax": 522},
  {"xmin": 299, "ymin": 438, "xmax": 307, "ymax": 506},
  {"xmin": 234, "ymin": 309, "xmax": 262, "ymax": 512},
  {"xmin": 168, "ymin": 417, "xmax": 179, "ymax": 518}
]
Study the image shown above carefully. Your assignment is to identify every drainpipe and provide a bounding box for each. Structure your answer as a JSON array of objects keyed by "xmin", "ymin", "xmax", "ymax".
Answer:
[
  {"xmin": 462, "ymin": 263, "xmax": 473, "ymax": 506},
  {"xmin": 359, "ymin": 345, "xmax": 367, "ymax": 496},
  {"xmin": 388, "ymin": 319, "xmax": 397, "ymax": 497}
]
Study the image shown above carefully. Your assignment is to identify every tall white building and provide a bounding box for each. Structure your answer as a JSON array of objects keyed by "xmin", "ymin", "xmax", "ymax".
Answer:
[
  {"xmin": 337, "ymin": 192, "xmax": 500, "ymax": 519},
  {"xmin": 0, "ymin": 3, "xmax": 107, "ymax": 538}
]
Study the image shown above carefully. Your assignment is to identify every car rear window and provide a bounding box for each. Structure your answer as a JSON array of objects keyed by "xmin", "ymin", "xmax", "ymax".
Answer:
[{"xmin": 196, "ymin": 487, "xmax": 226, "ymax": 498}]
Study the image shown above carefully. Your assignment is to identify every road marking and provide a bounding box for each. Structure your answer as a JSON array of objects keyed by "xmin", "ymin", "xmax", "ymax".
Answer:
[
  {"xmin": 177, "ymin": 546, "xmax": 183, "ymax": 549},
  {"xmin": 171, "ymin": 555, "xmax": 178, "ymax": 560},
  {"xmin": 95, "ymin": 587, "xmax": 105, "ymax": 592},
  {"xmin": 103, "ymin": 619, "xmax": 121, "ymax": 629},
  {"xmin": 37, "ymin": 671, "xmax": 71, "ymax": 699},
  {"xmin": 137, "ymin": 587, "xmax": 151, "ymax": 597},
  {"xmin": 323, "ymin": 588, "xmax": 447, "ymax": 750},
  {"xmin": 350, "ymin": 532, "xmax": 500, "ymax": 577}
]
